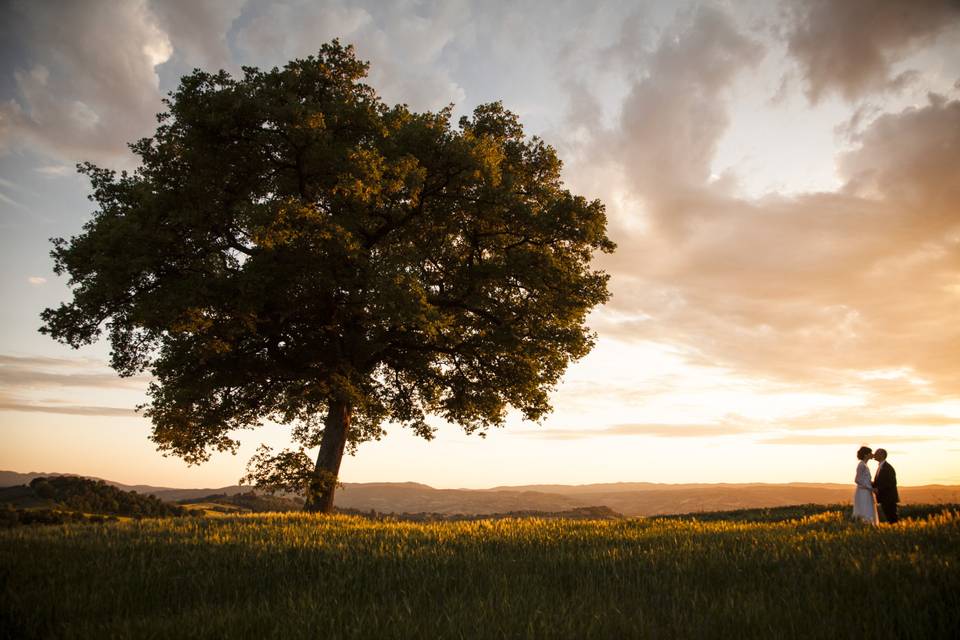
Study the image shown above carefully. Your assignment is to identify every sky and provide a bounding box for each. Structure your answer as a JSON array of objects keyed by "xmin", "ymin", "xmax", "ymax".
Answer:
[{"xmin": 1, "ymin": 0, "xmax": 959, "ymax": 489}]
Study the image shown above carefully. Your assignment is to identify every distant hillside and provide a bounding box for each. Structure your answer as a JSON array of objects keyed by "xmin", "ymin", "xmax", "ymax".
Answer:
[
  {"xmin": 331, "ymin": 481, "xmax": 960, "ymax": 516},
  {"xmin": 334, "ymin": 483, "xmax": 584, "ymax": 514},
  {"xmin": 3, "ymin": 470, "xmax": 959, "ymax": 517}
]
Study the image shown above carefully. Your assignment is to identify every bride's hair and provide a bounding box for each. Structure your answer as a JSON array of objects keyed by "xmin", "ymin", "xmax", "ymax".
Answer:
[{"xmin": 856, "ymin": 445, "xmax": 872, "ymax": 460}]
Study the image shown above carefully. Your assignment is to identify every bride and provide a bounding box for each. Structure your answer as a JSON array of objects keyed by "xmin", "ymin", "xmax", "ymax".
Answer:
[{"xmin": 852, "ymin": 446, "xmax": 879, "ymax": 525}]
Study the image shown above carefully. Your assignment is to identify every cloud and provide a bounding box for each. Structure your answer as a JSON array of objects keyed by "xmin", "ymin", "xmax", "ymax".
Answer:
[
  {"xmin": 2, "ymin": 0, "xmax": 957, "ymax": 447},
  {"xmin": 0, "ymin": 0, "xmax": 613, "ymax": 164},
  {"xmin": 26, "ymin": 276, "xmax": 46, "ymax": 285},
  {"xmin": 0, "ymin": 353, "xmax": 145, "ymax": 418},
  {"xmin": 758, "ymin": 434, "xmax": 945, "ymax": 446},
  {"xmin": 147, "ymin": 0, "xmax": 245, "ymax": 72},
  {"xmin": 516, "ymin": 401, "xmax": 960, "ymax": 441},
  {"xmin": 518, "ymin": 422, "xmax": 750, "ymax": 440},
  {"xmin": 0, "ymin": 188, "xmax": 25, "ymax": 210},
  {"xmin": 787, "ymin": 411, "xmax": 960, "ymax": 430},
  {"xmin": 614, "ymin": 6, "xmax": 764, "ymax": 203},
  {"xmin": 0, "ymin": 368, "xmax": 143, "ymax": 389},
  {"xmin": 234, "ymin": 0, "xmax": 372, "ymax": 64},
  {"xmin": 232, "ymin": 0, "xmax": 468, "ymax": 111},
  {"xmin": 0, "ymin": 398, "xmax": 136, "ymax": 417},
  {"xmin": 0, "ymin": 176, "xmax": 30, "ymax": 211},
  {"xmin": 0, "ymin": 0, "xmax": 172, "ymax": 163},
  {"xmin": 784, "ymin": 0, "xmax": 960, "ymax": 102},
  {"xmin": 33, "ymin": 164, "xmax": 71, "ymax": 177},
  {"xmin": 581, "ymin": 7, "xmax": 960, "ymax": 405},
  {"xmin": 840, "ymin": 93, "xmax": 960, "ymax": 212},
  {"xmin": 0, "ymin": 353, "xmax": 149, "ymax": 389},
  {"xmin": 0, "ymin": 354, "xmax": 100, "ymax": 368}
]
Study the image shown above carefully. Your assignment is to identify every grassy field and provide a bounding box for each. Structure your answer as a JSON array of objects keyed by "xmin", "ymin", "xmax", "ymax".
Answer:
[{"xmin": 1, "ymin": 508, "xmax": 958, "ymax": 639}]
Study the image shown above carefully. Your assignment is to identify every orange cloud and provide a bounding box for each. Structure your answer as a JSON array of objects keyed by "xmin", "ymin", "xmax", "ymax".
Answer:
[
  {"xmin": 758, "ymin": 434, "xmax": 944, "ymax": 446},
  {"xmin": 542, "ymin": 4, "xmax": 960, "ymax": 434},
  {"xmin": 517, "ymin": 422, "xmax": 750, "ymax": 440}
]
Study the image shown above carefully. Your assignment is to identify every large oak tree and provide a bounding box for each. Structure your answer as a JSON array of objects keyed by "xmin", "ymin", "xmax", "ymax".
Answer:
[{"xmin": 41, "ymin": 42, "xmax": 615, "ymax": 512}]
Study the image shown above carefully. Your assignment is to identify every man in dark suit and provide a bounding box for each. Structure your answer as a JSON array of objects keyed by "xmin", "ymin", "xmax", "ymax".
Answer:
[{"xmin": 872, "ymin": 448, "xmax": 899, "ymax": 524}]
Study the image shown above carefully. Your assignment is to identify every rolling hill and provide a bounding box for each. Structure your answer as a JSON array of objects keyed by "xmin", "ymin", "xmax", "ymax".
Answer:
[{"xmin": 4, "ymin": 470, "xmax": 959, "ymax": 516}]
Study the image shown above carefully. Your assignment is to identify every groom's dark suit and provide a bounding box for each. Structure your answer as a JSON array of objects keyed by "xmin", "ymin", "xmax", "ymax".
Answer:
[{"xmin": 873, "ymin": 461, "xmax": 899, "ymax": 524}]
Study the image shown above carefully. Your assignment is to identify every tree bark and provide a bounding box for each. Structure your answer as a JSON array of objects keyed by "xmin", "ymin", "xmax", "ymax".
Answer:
[{"xmin": 304, "ymin": 400, "xmax": 352, "ymax": 513}]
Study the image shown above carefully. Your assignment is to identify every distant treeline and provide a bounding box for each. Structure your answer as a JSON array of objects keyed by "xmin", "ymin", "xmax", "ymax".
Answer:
[{"xmin": 0, "ymin": 476, "xmax": 187, "ymax": 524}]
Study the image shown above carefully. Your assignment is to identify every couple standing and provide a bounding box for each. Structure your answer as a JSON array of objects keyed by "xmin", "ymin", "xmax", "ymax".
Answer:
[{"xmin": 853, "ymin": 446, "xmax": 899, "ymax": 525}]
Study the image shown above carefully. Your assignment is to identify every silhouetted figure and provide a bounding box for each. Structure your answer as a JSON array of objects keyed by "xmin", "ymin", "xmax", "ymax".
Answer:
[
  {"xmin": 852, "ymin": 446, "xmax": 878, "ymax": 525},
  {"xmin": 872, "ymin": 448, "xmax": 899, "ymax": 524}
]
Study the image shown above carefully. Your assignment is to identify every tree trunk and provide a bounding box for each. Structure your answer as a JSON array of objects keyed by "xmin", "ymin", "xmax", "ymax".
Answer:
[{"xmin": 304, "ymin": 400, "xmax": 352, "ymax": 513}]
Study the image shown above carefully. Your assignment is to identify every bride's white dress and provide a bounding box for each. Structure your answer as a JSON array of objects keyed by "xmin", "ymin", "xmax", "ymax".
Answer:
[{"xmin": 852, "ymin": 460, "xmax": 878, "ymax": 524}]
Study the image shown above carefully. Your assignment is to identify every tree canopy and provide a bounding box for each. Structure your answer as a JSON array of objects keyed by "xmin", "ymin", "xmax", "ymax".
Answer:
[{"xmin": 41, "ymin": 42, "xmax": 615, "ymax": 511}]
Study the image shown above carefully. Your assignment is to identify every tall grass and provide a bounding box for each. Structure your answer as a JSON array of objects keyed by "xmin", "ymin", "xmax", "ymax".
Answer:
[{"xmin": 2, "ymin": 510, "xmax": 958, "ymax": 639}]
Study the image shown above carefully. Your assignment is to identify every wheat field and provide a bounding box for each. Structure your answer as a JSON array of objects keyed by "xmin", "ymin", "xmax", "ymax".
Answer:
[{"xmin": 2, "ymin": 509, "xmax": 958, "ymax": 639}]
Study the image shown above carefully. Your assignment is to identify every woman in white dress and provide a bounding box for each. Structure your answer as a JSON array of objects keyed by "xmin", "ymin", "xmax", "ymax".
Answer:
[{"xmin": 852, "ymin": 446, "xmax": 878, "ymax": 525}]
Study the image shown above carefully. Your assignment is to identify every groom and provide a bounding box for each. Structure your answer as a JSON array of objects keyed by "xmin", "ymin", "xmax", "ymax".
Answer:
[{"xmin": 872, "ymin": 448, "xmax": 899, "ymax": 524}]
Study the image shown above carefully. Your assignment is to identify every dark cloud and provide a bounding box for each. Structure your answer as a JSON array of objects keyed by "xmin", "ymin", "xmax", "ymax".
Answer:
[
  {"xmin": 232, "ymin": 0, "xmax": 469, "ymax": 112},
  {"xmin": 0, "ymin": 0, "xmax": 469, "ymax": 162},
  {"xmin": 784, "ymin": 0, "xmax": 960, "ymax": 102},
  {"xmin": 0, "ymin": 0, "xmax": 171, "ymax": 163},
  {"xmin": 148, "ymin": 0, "xmax": 245, "ymax": 73}
]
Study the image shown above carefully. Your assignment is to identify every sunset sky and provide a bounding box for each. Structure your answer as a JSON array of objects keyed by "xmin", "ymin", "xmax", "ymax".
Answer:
[{"xmin": 1, "ymin": 0, "xmax": 958, "ymax": 489}]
